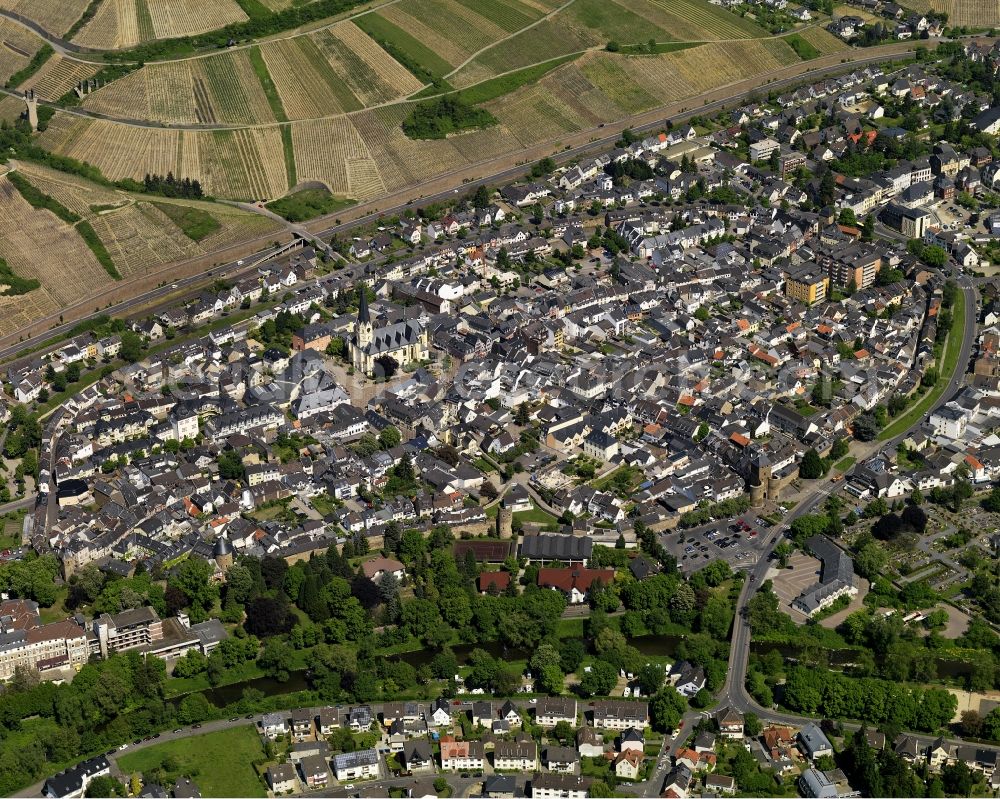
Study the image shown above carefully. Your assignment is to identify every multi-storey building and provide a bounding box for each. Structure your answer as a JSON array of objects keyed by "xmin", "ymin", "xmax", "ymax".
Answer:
[
  {"xmin": 0, "ymin": 600, "xmax": 88, "ymax": 681},
  {"xmin": 92, "ymin": 607, "xmax": 163, "ymax": 657}
]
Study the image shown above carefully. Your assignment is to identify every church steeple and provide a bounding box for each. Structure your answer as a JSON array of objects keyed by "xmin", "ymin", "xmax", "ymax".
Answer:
[
  {"xmin": 356, "ymin": 283, "xmax": 373, "ymax": 348},
  {"xmin": 357, "ymin": 283, "xmax": 370, "ymax": 324}
]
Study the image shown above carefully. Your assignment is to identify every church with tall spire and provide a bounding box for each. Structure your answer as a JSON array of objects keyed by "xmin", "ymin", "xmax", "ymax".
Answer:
[{"xmin": 349, "ymin": 284, "xmax": 429, "ymax": 377}]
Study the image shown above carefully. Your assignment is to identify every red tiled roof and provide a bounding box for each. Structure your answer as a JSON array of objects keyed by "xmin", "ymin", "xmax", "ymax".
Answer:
[
  {"xmin": 537, "ymin": 567, "xmax": 615, "ymax": 594},
  {"xmin": 479, "ymin": 572, "xmax": 511, "ymax": 592}
]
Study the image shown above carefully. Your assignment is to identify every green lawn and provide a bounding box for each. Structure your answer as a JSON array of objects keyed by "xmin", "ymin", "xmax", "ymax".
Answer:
[
  {"xmin": 266, "ymin": 188, "xmax": 354, "ymax": 222},
  {"xmin": 590, "ymin": 464, "xmax": 643, "ymax": 492},
  {"xmin": 162, "ymin": 660, "xmax": 265, "ymax": 698},
  {"xmin": 834, "ymin": 456, "xmax": 856, "ymax": 471},
  {"xmin": 879, "ymin": 288, "xmax": 966, "ymax": 440},
  {"xmin": 310, "ymin": 492, "xmax": 338, "ymax": 518},
  {"xmin": 514, "ymin": 504, "xmax": 558, "ymax": 525},
  {"xmin": 117, "ymin": 726, "xmax": 266, "ymax": 797}
]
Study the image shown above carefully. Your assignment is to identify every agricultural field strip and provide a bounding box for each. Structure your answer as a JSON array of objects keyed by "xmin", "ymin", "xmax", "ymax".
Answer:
[
  {"xmin": 6, "ymin": 19, "xmax": 855, "ymax": 136},
  {"xmin": 443, "ymin": 0, "xmax": 577, "ymax": 77}
]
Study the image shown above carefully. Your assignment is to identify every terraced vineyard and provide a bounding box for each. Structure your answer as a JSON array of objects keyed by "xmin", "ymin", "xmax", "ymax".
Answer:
[
  {"xmin": 83, "ymin": 23, "xmax": 423, "ymax": 123},
  {"xmin": 791, "ymin": 26, "xmax": 849, "ymax": 55},
  {"xmin": 260, "ymin": 36, "xmax": 362, "ymax": 118},
  {"xmin": 453, "ymin": 0, "xmax": 768, "ymax": 84},
  {"xmin": 0, "ymin": 18, "xmax": 44, "ymax": 85},
  {"xmin": 0, "ymin": 174, "xmax": 109, "ymax": 337},
  {"xmin": 905, "ymin": 0, "xmax": 999, "ymax": 26},
  {"xmin": 89, "ymin": 200, "xmax": 277, "ymax": 276},
  {"xmin": 943, "ymin": 0, "xmax": 1000, "ymax": 27},
  {"xmin": 0, "ymin": 0, "xmax": 91, "ymax": 37},
  {"xmin": 16, "ymin": 54, "xmax": 99, "ymax": 101},
  {"xmin": 0, "ymin": 162, "xmax": 280, "ymax": 333},
  {"xmin": 73, "ymin": 0, "xmax": 249, "ymax": 47},
  {"xmin": 359, "ymin": 0, "xmax": 538, "ymax": 71},
  {"xmin": 202, "ymin": 128, "xmax": 289, "ymax": 200}
]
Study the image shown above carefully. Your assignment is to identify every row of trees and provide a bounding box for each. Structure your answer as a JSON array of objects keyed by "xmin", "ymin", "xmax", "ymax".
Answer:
[{"xmin": 783, "ymin": 665, "xmax": 957, "ymax": 732}]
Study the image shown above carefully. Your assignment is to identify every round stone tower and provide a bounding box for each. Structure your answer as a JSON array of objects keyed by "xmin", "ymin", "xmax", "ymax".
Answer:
[
  {"xmin": 213, "ymin": 535, "xmax": 234, "ymax": 572},
  {"xmin": 748, "ymin": 450, "xmax": 771, "ymax": 509},
  {"xmin": 497, "ymin": 507, "xmax": 513, "ymax": 539}
]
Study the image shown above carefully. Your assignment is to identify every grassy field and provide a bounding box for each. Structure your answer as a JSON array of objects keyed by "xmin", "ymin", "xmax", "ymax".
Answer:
[
  {"xmin": 514, "ymin": 503, "xmax": 559, "ymax": 526},
  {"xmin": 0, "ymin": 511, "xmax": 24, "ymax": 549},
  {"xmin": 117, "ymin": 726, "xmax": 266, "ymax": 797},
  {"xmin": 151, "ymin": 202, "xmax": 221, "ymax": 242},
  {"xmin": 163, "ymin": 660, "xmax": 265, "ymax": 697},
  {"xmin": 784, "ymin": 32, "xmax": 821, "ymax": 60},
  {"xmin": 266, "ymin": 188, "xmax": 354, "ymax": 222},
  {"xmin": 353, "ymin": 12, "xmax": 453, "ymax": 80},
  {"xmin": 835, "ymin": 456, "xmax": 856, "ymax": 471},
  {"xmin": 247, "ymin": 46, "xmax": 288, "ymax": 122},
  {"xmin": 879, "ymin": 289, "xmax": 967, "ymax": 441}
]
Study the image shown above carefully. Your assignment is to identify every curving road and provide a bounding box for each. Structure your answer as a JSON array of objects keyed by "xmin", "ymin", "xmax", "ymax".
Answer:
[{"xmin": 718, "ymin": 276, "xmax": 978, "ymax": 734}]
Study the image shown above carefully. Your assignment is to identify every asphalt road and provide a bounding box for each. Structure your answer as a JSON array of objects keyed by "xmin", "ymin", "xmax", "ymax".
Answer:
[{"xmin": 0, "ymin": 495, "xmax": 34, "ymax": 515}]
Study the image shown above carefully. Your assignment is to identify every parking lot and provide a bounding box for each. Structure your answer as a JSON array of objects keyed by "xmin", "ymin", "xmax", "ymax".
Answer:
[
  {"xmin": 661, "ymin": 513, "xmax": 776, "ymax": 574},
  {"xmin": 769, "ymin": 550, "xmax": 823, "ymax": 623}
]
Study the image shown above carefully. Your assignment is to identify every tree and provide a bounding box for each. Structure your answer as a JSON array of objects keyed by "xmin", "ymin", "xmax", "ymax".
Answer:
[
  {"xmin": 961, "ymin": 710, "xmax": 983, "ymax": 738},
  {"xmin": 941, "ymin": 761, "xmax": 976, "ymax": 796},
  {"xmin": 552, "ymin": 720, "xmax": 574, "ymax": 745},
  {"xmin": 325, "ymin": 337, "xmax": 346, "ymax": 360},
  {"xmin": 744, "ymin": 712, "xmax": 762, "ymax": 737},
  {"xmin": 650, "ymin": 686, "xmax": 686, "ymax": 732},
  {"xmin": 471, "ymin": 185, "xmax": 491, "ymax": 209},
  {"xmin": 578, "ymin": 660, "xmax": 617, "ymax": 697},
  {"xmin": 378, "ymin": 426, "xmax": 401, "ymax": 449},
  {"xmin": 244, "ymin": 595, "xmax": 296, "ymax": 637},
  {"xmin": 86, "ymin": 777, "xmax": 124, "ymax": 797},
  {"xmin": 853, "ymin": 412, "xmax": 880, "ymax": 441},
  {"xmin": 168, "ymin": 558, "xmax": 218, "ymax": 621},
  {"xmin": 819, "ymin": 169, "xmax": 835, "ymax": 206},
  {"xmin": 119, "ymin": 331, "xmax": 144, "ymax": 363},
  {"xmin": 983, "ymin": 486, "xmax": 1000, "ymax": 513},
  {"xmin": 257, "ymin": 638, "xmax": 295, "ymax": 682},
  {"xmin": 800, "ymin": 448, "xmax": 825, "ymax": 479},
  {"xmin": 218, "ymin": 450, "xmax": 244, "ymax": 480},
  {"xmin": 637, "ymin": 663, "xmax": 665, "ymax": 696},
  {"xmin": 854, "ymin": 541, "xmax": 888, "ymax": 580},
  {"xmin": 177, "ymin": 692, "xmax": 213, "ymax": 724}
]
